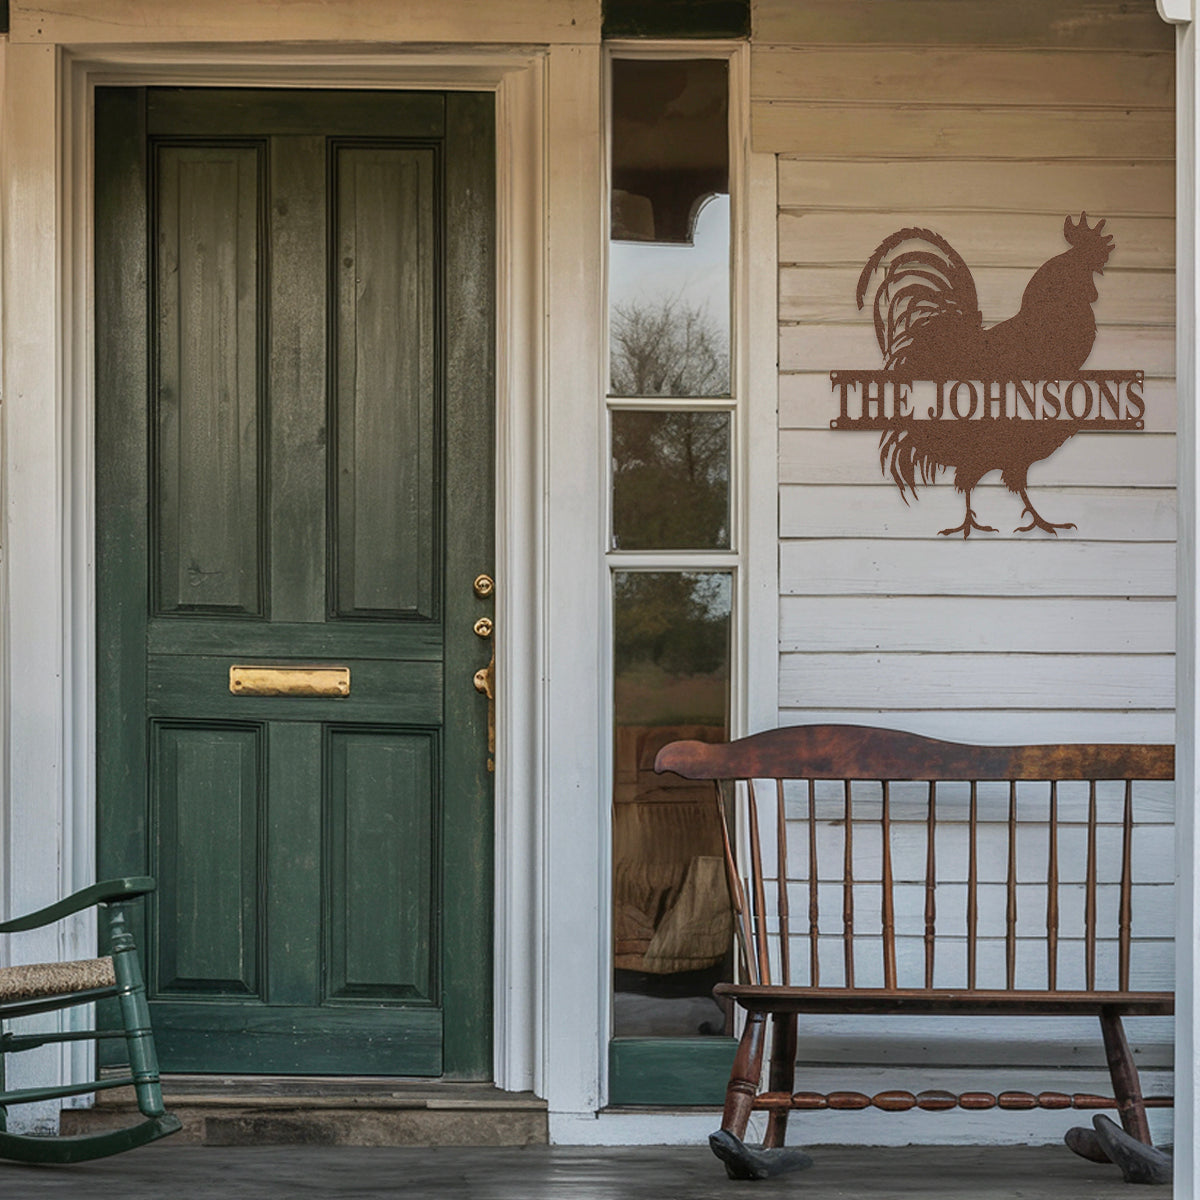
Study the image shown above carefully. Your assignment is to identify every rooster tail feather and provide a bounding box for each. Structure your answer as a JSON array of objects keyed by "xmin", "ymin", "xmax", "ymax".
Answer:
[
  {"xmin": 879, "ymin": 425, "xmax": 942, "ymax": 503},
  {"xmin": 857, "ymin": 228, "xmax": 980, "ymax": 367}
]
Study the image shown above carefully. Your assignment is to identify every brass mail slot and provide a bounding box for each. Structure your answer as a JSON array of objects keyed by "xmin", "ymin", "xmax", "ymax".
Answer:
[{"xmin": 229, "ymin": 666, "xmax": 350, "ymax": 697}]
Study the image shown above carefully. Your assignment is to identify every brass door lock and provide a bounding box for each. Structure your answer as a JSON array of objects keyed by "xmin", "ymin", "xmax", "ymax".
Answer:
[{"xmin": 473, "ymin": 574, "xmax": 494, "ymax": 598}]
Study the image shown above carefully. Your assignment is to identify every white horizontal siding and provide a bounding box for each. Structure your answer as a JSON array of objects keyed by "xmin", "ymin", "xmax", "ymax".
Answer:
[
  {"xmin": 779, "ymin": 539, "xmax": 1174, "ymax": 596},
  {"xmin": 752, "ymin": 8, "xmax": 1176, "ymax": 1123},
  {"xmin": 780, "ymin": 430, "xmax": 1176, "ymax": 487},
  {"xmin": 780, "ymin": 597, "xmax": 1176, "ymax": 652}
]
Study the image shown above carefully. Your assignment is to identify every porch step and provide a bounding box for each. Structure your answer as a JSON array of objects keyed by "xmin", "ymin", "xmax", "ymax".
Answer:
[{"xmin": 59, "ymin": 1076, "xmax": 548, "ymax": 1147}]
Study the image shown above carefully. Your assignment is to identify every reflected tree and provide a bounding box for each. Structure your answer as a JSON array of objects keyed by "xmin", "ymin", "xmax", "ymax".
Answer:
[
  {"xmin": 610, "ymin": 296, "xmax": 730, "ymax": 398},
  {"xmin": 612, "ymin": 409, "xmax": 729, "ymax": 549}
]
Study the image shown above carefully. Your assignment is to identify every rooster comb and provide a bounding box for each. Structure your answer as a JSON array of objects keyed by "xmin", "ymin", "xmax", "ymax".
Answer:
[{"xmin": 1063, "ymin": 212, "xmax": 1114, "ymax": 259}]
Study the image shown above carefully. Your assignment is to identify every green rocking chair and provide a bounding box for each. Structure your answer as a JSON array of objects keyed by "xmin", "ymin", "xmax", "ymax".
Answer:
[{"xmin": 0, "ymin": 877, "xmax": 181, "ymax": 1162}]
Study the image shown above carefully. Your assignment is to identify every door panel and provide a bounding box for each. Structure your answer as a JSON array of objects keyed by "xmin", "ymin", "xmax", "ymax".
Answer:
[
  {"xmin": 96, "ymin": 87, "xmax": 495, "ymax": 1077},
  {"xmin": 332, "ymin": 144, "xmax": 437, "ymax": 619},
  {"xmin": 152, "ymin": 722, "xmax": 263, "ymax": 996},
  {"xmin": 325, "ymin": 728, "xmax": 438, "ymax": 1001},
  {"xmin": 153, "ymin": 143, "xmax": 263, "ymax": 617}
]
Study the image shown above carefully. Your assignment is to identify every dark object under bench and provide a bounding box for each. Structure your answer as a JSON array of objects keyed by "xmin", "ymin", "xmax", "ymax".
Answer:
[{"xmin": 654, "ymin": 724, "xmax": 1174, "ymax": 1183}]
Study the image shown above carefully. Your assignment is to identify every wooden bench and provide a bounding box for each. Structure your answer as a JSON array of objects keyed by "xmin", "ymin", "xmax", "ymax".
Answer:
[{"xmin": 654, "ymin": 724, "xmax": 1175, "ymax": 1183}]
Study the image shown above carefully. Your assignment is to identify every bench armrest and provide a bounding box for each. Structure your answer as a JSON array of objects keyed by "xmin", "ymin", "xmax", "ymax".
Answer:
[{"xmin": 0, "ymin": 877, "xmax": 156, "ymax": 933}]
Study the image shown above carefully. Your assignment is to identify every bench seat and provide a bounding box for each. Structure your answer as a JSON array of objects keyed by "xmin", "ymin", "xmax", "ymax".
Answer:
[{"xmin": 717, "ymin": 984, "xmax": 1174, "ymax": 1017}]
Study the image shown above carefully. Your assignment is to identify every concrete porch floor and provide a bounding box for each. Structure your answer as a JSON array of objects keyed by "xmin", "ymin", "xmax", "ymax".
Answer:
[{"xmin": 0, "ymin": 1143, "xmax": 1145, "ymax": 1198}]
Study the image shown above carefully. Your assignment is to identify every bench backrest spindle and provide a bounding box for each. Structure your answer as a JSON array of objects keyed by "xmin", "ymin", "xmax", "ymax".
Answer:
[
  {"xmin": 654, "ymin": 725, "xmax": 1175, "ymax": 1000},
  {"xmin": 807, "ymin": 779, "xmax": 820, "ymax": 988},
  {"xmin": 843, "ymin": 781, "xmax": 855, "ymax": 989},
  {"xmin": 1006, "ymin": 781, "xmax": 1018, "ymax": 991},
  {"xmin": 1047, "ymin": 780, "xmax": 1059, "ymax": 990},
  {"xmin": 924, "ymin": 782, "xmax": 936, "ymax": 989},
  {"xmin": 881, "ymin": 781, "xmax": 897, "ymax": 992},
  {"xmin": 1120, "ymin": 780, "xmax": 1134, "ymax": 993},
  {"xmin": 776, "ymin": 780, "xmax": 791, "ymax": 988}
]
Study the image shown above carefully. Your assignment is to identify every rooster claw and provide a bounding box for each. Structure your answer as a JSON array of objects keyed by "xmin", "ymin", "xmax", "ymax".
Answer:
[
  {"xmin": 1015, "ymin": 496, "xmax": 1076, "ymax": 536},
  {"xmin": 939, "ymin": 507, "xmax": 997, "ymax": 539}
]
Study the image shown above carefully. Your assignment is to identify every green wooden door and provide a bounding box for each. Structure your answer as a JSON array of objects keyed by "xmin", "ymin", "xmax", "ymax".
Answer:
[{"xmin": 95, "ymin": 88, "xmax": 495, "ymax": 1077}]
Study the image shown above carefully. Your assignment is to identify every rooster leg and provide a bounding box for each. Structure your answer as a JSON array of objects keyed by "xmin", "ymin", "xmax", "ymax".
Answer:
[
  {"xmin": 938, "ymin": 489, "xmax": 998, "ymax": 539},
  {"xmin": 1014, "ymin": 488, "xmax": 1077, "ymax": 536}
]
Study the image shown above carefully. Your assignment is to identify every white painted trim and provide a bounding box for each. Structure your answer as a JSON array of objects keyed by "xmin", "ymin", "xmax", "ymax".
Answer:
[
  {"xmin": 1, "ymin": 41, "xmax": 76, "ymax": 1130},
  {"xmin": 492, "ymin": 51, "xmax": 547, "ymax": 1099},
  {"xmin": 539, "ymin": 42, "xmax": 607, "ymax": 1117},
  {"xmin": 741, "ymin": 85, "xmax": 780, "ymax": 737},
  {"xmin": 1, "ymin": 40, "xmax": 558, "ymax": 1117},
  {"xmin": 589, "ymin": 42, "xmax": 775, "ymax": 1121},
  {"xmin": 1160, "ymin": 0, "xmax": 1194, "ymax": 24},
  {"xmin": 1172, "ymin": 10, "xmax": 1200, "ymax": 1198}
]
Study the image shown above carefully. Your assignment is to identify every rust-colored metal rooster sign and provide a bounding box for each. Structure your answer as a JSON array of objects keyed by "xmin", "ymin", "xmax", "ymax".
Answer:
[{"xmin": 830, "ymin": 214, "xmax": 1144, "ymax": 537}]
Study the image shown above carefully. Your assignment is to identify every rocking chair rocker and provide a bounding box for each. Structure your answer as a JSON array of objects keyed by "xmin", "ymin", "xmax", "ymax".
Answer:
[{"xmin": 0, "ymin": 876, "xmax": 181, "ymax": 1163}]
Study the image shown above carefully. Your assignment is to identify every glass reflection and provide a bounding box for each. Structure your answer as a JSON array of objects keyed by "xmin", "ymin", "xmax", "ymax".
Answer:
[
  {"xmin": 610, "ymin": 58, "xmax": 730, "ymax": 397},
  {"xmin": 612, "ymin": 571, "xmax": 733, "ymax": 1037},
  {"xmin": 612, "ymin": 410, "xmax": 730, "ymax": 550}
]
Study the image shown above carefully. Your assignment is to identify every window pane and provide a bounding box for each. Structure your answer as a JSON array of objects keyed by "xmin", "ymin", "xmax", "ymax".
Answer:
[
  {"xmin": 612, "ymin": 410, "xmax": 730, "ymax": 550},
  {"xmin": 609, "ymin": 58, "xmax": 730, "ymax": 398},
  {"xmin": 612, "ymin": 571, "xmax": 733, "ymax": 1037}
]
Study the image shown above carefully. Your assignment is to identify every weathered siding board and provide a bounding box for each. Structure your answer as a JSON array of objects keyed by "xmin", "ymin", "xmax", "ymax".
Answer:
[
  {"xmin": 754, "ymin": 104, "xmax": 1174, "ymax": 160},
  {"xmin": 781, "ymin": 487, "xmax": 1178, "ymax": 541},
  {"xmin": 780, "ymin": 596, "xmax": 1176, "ymax": 653},
  {"xmin": 753, "ymin": 47, "xmax": 1174, "ymax": 109},
  {"xmin": 781, "ymin": 324, "xmax": 1176, "ymax": 375},
  {"xmin": 752, "ymin": 0, "xmax": 1174, "ymax": 52},
  {"xmin": 760, "ymin": 8, "xmax": 1175, "ymax": 1106},
  {"xmin": 780, "ymin": 265, "xmax": 1173, "ymax": 324},
  {"xmin": 778, "ymin": 160, "xmax": 1175, "ymax": 217},
  {"xmin": 779, "ymin": 212, "xmax": 1175, "ymax": 269},
  {"xmin": 779, "ymin": 540, "xmax": 1174, "ymax": 597},
  {"xmin": 778, "ymin": 653, "xmax": 1173, "ymax": 710},
  {"xmin": 8, "ymin": 0, "xmax": 600, "ymax": 43},
  {"xmin": 780, "ymin": 431, "xmax": 1176, "ymax": 488}
]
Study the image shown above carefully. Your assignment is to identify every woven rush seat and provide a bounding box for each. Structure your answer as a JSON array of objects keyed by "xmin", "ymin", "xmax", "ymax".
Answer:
[
  {"xmin": 0, "ymin": 877, "xmax": 180, "ymax": 1163},
  {"xmin": 0, "ymin": 957, "xmax": 116, "ymax": 1002}
]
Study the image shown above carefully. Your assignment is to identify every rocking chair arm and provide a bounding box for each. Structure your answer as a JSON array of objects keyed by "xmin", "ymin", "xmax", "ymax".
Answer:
[{"xmin": 0, "ymin": 877, "xmax": 156, "ymax": 933}]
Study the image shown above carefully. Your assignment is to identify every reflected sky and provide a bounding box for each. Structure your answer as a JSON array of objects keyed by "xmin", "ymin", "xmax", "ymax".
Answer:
[{"xmin": 609, "ymin": 194, "xmax": 731, "ymax": 343}]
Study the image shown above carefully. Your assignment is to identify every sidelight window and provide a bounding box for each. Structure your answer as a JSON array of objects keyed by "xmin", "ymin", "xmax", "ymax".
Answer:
[{"xmin": 607, "ymin": 50, "xmax": 742, "ymax": 1104}]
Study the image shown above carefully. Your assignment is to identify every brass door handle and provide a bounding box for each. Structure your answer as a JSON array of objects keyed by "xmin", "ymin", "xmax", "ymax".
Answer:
[
  {"xmin": 473, "ymin": 657, "xmax": 494, "ymax": 701},
  {"xmin": 474, "ymin": 651, "xmax": 495, "ymax": 771}
]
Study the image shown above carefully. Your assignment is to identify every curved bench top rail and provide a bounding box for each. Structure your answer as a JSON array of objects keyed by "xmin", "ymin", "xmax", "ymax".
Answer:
[{"xmin": 654, "ymin": 724, "xmax": 1175, "ymax": 783}]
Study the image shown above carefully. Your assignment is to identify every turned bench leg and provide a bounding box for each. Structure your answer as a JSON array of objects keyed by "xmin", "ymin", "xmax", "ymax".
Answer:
[
  {"xmin": 1065, "ymin": 1007, "xmax": 1171, "ymax": 1184},
  {"xmin": 1099, "ymin": 1005, "xmax": 1151, "ymax": 1145},
  {"xmin": 763, "ymin": 1012, "xmax": 798, "ymax": 1148},
  {"xmin": 720, "ymin": 1008, "xmax": 767, "ymax": 1139},
  {"xmin": 710, "ymin": 1008, "xmax": 814, "ymax": 1180}
]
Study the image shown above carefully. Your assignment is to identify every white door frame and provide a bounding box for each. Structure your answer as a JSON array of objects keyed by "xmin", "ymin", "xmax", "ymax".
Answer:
[{"xmin": 0, "ymin": 39, "xmax": 610, "ymax": 1117}]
